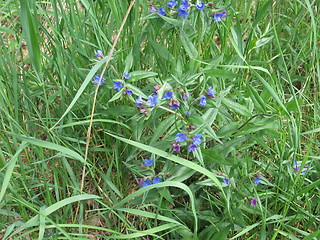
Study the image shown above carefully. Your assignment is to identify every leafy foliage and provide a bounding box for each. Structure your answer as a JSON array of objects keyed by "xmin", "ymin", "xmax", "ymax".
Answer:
[{"xmin": 0, "ymin": 0, "xmax": 319, "ymax": 239}]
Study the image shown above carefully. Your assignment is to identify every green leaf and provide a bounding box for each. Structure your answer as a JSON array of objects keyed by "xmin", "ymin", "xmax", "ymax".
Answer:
[
  {"xmin": 20, "ymin": 0, "xmax": 41, "ymax": 74},
  {"xmin": 222, "ymin": 98, "xmax": 252, "ymax": 117},
  {"xmin": 204, "ymin": 69, "xmax": 240, "ymax": 78},
  {"xmin": 149, "ymin": 38, "xmax": 174, "ymax": 62},
  {"xmin": 180, "ymin": 30, "xmax": 198, "ymax": 59}
]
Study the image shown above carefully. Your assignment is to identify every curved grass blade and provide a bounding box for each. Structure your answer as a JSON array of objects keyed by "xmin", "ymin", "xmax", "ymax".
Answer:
[
  {"xmin": 12, "ymin": 134, "xmax": 85, "ymax": 163},
  {"xmin": 50, "ymin": 56, "xmax": 107, "ymax": 130},
  {"xmin": 114, "ymin": 181, "xmax": 197, "ymax": 236},
  {"xmin": 0, "ymin": 142, "xmax": 28, "ymax": 202},
  {"xmin": 8, "ymin": 194, "xmax": 100, "ymax": 239}
]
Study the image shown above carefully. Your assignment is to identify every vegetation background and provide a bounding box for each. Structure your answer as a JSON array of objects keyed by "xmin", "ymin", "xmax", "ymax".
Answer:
[{"xmin": 0, "ymin": 0, "xmax": 319, "ymax": 239}]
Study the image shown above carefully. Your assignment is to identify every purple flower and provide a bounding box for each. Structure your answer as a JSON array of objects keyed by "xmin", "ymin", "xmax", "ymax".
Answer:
[
  {"xmin": 196, "ymin": 2, "xmax": 205, "ymax": 11},
  {"xmin": 125, "ymin": 89, "xmax": 133, "ymax": 95},
  {"xmin": 254, "ymin": 177, "xmax": 262, "ymax": 185},
  {"xmin": 172, "ymin": 142, "xmax": 181, "ymax": 152},
  {"xmin": 113, "ymin": 81, "xmax": 123, "ymax": 91},
  {"xmin": 250, "ymin": 197, "xmax": 257, "ymax": 206},
  {"xmin": 95, "ymin": 50, "xmax": 104, "ymax": 58},
  {"xmin": 169, "ymin": 100, "xmax": 180, "ymax": 110},
  {"xmin": 214, "ymin": 11, "xmax": 227, "ymax": 22},
  {"xmin": 188, "ymin": 143, "xmax": 198, "ymax": 152},
  {"xmin": 143, "ymin": 158, "xmax": 153, "ymax": 167},
  {"xmin": 149, "ymin": 6, "xmax": 157, "ymax": 13},
  {"xmin": 207, "ymin": 86, "xmax": 216, "ymax": 98},
  {"xmin": 141, "ymin": 179, "xmax": 152, "ymax": 187},
  {"xmin": 163, "ymin": 91, "xmax": 173, "ymax": 99},
  {"xmin": 177, "ymin": 5, "xmax": 189, "ymax": 18},
  {"xmin": 158, "ymin": 7, "xmax": 166, "ymax": 15},
  {"xmin": 186, "ymin": 111, "xmax": 191, "ymax": 116},
  {"xmin": 93, "ymin": 75, "xmax": 105, "ymax": 85},
  {"xmin": 135, "ymin": 96, "xmax": 144, "ymax": 107},
  {"xmin": 193, "ymin": 134, "xmax": 202, "ymax": 145},
  {"xmin": 137, "ymin": 178, "xmax": 144, "ymax": 185},
  {"xmin": 147, "ymin": 95, "xmax": 158, "ymax": 107},
  {"xmin": 123, "ymin": 73, "xmax": 131, "ymax": 79},
  {"xmin": 183, "ymin": 93, "xmax": 188, "ymax": 101},
  {"xmin": 175, "ymin": 133, "xmax": 188, "ymax": 143},
  {"xmin": 167, "ymin": 0, "xmax": 178, "ymax": 8},
  {"xmin": 223, "ymin": 178, "xmax": 230, "ymax": 185},
  {"xmin": 199, "ymin": 95, "xmax": 207, "ymax": 106},
  {"xmin": 152, "ymin": 176, "xmax": 162, "ymax": 184}
]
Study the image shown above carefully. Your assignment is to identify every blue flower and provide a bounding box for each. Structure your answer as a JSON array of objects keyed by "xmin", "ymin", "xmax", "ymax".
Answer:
[
  {"xmin": 143, "ymin": 158, "xmax": 153, "ymax": 167},
  {"xmin": 177, "ymin": 5, "xmax": 189, "ymax": 18},
  {"xmin": 193, "ymin": 134, "xmax": 202, "ymax": 145},
  {"xmin": 175, "ymin": 132, "xmax": 188, "ymax": 143},
  {"xmin": 141, "ymin": 179, "xmax": 152, "ymax": 187},
  {"xmin": 188, "ymin": 143, "xmax": 198, "ymax": 152},
  {"xmin": 186, "ymin": 111, "xmax": 191, "ymax": 116},
  {"xmin": 113, "ymin": 81, "xmax": 123, "ymax": 91},
  {"xmin": 123, "ymin": 73, "xmax": 131, "ymax": 79},
  {"xmin": 163, "ymin": 91, "xmax": 173, "ymax": 99},
  {"xmin": 199, "ymin": 95, "xmax": 207, "ymax": 106},
  {"xmin": 207, "ymin": 86, "xmax": 216, "ymax": 98},
  {"xmin": 214, "ymin": 11, "xmax": 227, "ymax": 22},
  {"xmin": 196, "ymin": 2, "xmax": 205, "ymax": 11},
  {"xmin": 95, "ymin": 50, "xmax": 104, "ymax": 58},
  {"xmin": 167, "ymin": 0, "xmax": 178, "ymax": 8},
  {"xmin": 254, "ymin": 177, "xmax": 262, "ymax": 185},
  {"xmin": 135, "ymin": 96, "xmax": 144, "ymax": 107},
  {"xmin": 181, "ymin": 0, "xmax": 189, "ymax": 7},
  {"xmin": 152, "ymin": 176, "xmax": 162, "ymax": 184},
  {"xmin": 158, "ymin": 7, "xmax": 166, "ymax": 15},
  {"xmin": 162, "ymin": 91, "xmax": 173, "ymax": 99},
  {"xmin": 93, "ymin": 75, "xmax": 105, "ymax": 85},
  {"xmin": 223, "ymin": 178, "xmax": 230, "ymax": 185},
  {"xmin": 147, "ymin": 95, "xmax": 158, "ymax": 107}
]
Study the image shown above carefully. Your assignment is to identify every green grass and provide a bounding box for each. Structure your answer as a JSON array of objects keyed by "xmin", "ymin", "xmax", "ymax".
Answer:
[{"xmin": 0, "ymin": 0, "xmax": 319, "ymax": 239}]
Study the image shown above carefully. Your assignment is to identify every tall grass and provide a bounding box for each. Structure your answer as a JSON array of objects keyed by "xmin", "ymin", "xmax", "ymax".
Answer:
[{"xmin": 0, "ymin": 0, "xmax": 319, "ymax": 239}]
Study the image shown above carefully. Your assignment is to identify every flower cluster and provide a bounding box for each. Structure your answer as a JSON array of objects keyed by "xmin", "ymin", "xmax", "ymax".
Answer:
[
  {"xmin": 138, "ymin": 157, "xmax": 162, "ymax": 187},
  {"xmin": 293, "ymin": 161, "xmax": 309, "ymax": 174},
  {"xmin": 148, "ymin": 1, "xmax": 227, "ymax": 22},
  {"xmin": 139, "ymin": 176, "xmax": 162, "ymax": 187},
  {"xmin": 199, "ymin": 86, "xmax": 216, "ymax": 106},
  {"xmin": 92, "ymin": 51, "xmax": 133, "ymax": 95},
  {"xmin": 172, "ymin": 132, "xmax": 202, "ymax": 153},
  {"xmin": 93, "ymin": 74, "xmax": 105, "ymax": 85},
  {"xmin": 213, "ymin": 10, "xmax": 227, "ymax": 22},
  {"xmin": 162, "ymin": 91, "xmax": 181, "ymax": 110}
]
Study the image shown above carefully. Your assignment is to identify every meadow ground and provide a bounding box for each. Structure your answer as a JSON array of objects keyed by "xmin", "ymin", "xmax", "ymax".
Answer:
[{"xmin": 0, "ymin": 0, "xmax": 319, "ymax": 239}]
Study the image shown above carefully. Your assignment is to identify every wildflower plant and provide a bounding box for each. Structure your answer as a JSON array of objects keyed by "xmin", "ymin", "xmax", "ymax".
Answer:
[{"xmin": 4, "ymin": 0, "xmax": 319, "ymax": 239}]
